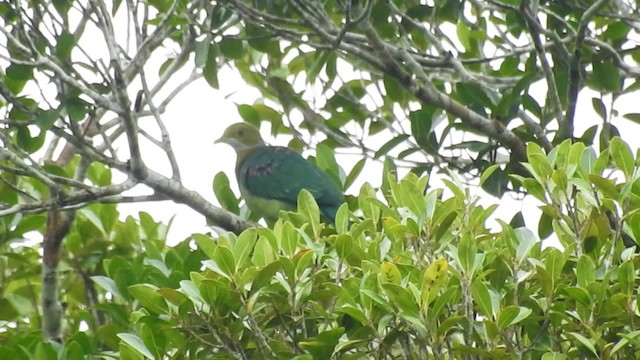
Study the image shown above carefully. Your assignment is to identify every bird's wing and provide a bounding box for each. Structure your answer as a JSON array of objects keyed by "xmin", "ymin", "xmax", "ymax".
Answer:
[{"xmin": 238, "ymin": 146, "xmax": 344, "ymax": 209}]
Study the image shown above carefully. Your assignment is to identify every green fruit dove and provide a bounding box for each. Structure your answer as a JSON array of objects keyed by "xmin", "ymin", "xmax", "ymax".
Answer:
[{"xmin": 215, "ymin": 123, "xmax": 345, "ymax": 224}]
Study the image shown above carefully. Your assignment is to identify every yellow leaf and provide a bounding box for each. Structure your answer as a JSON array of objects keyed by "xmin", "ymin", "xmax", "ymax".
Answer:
[
  {"xmin": 421, "ymin": 259, "xmax": 449, "ymax": 308},
  {"xmin": 380, "ymin": 261, "xmax": 402, "ymax": 285}
]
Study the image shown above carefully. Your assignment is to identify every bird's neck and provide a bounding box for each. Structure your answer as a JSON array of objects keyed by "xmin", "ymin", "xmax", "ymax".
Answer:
[{"xmin": 235, "ymin": 144, "xmax": 265, "ymax": 171}]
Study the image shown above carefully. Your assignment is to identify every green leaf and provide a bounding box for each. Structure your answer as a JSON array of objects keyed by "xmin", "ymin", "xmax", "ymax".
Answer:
[
  {"xmin": 277, "ymin": 221, "xmax": 298, "ymax": 256},
  {"xmin": 6, "ymin": 64, "xmax": 33, "ymax": 81},
  {"xmin": 234, "ymin": 229, "xmax": 258, "ymax": 268},
  {"xmin": 237, "ymin": 104, "xmax": 260, "ymax": 126},
  {"xmin": 563, "ymin": 287, "xmax": 592, "ymax": 306},
  {"xmin": 611, "ymin": 330, "xmax": 640, "ymax": 356},
  {"xmin": 91, "ymin": 275, "xmax": 124, "ymax": 300},
  {"xmin": 56, "ymin": 31, "xmax": 76, "ymax": 60},
  {"xmin": 118, "ymin": 333, "xmax": 155, "ymax": 359},
  {"xmin": 527, "ymin": 153, "xmax": 553, "ymax": 182},
  {"xmin": 66, "ymin": 97, "xmax": 87, "ymax": 121},
  {"xmin": 65, "ymin": 341, "xmax": 86, "ymax": 360},
  {"xmin": 127, "ymin": 284, "xmax": 168, "ymax": 314},
  {"xmin": 456, "ymin": 82, "xmax": 494, "ymax": 110},
  {"xmin": 544, "ymin": 248, "xmax": 565, "ymax": 282},
  {"xmin": 622, "ymin": 113, "xmax": 640, "ymax": 126},
  {"xmin": 335, "ymin": 234, "xmax": 353, "ymax": 259},
  {"xmin": 219, "ymin": 37, "xmax": 244, "ymax": 59},
  {"xmin": 297, "ymin": 189, "xmax": 320, "ymax": 236},
  {"xmin": 213, "ymin": 245, "xmax": 236, "ymax": 276},
  {"xmin": 568, "ymin": 332, "xmax": 598, "ymax": 357},
  {"xmin": 541, "ymin": 353, "xmax": 568, "ymax": 360},
  {"xmin": 5, "ymin": 293, "xmax": 34, "ymax": 316},
  {"xmin": 410, "ymin": 107, "xmax": 436, "ymax": 151},
  {"xmin": 382, "ymin": 283, "xmax": 420, "ymax": 316},
  {"xmin": 383, "ymin": 74, "xmax": 407, "ymax": 102},
  {"xmin": 246, "ymin": 23, "xmax": 280, "ymax": 55},
  {"xmin": 522, "ymin": 178, "xmax": 547, "ymax": 202},
  {"xmin": 35, "ymin": 342, "xmax": 57, "ymax": 360},
  {"xmin": 458, "ymin": 234, "xmax": 477, "ymax": 275},
  {"xmin": 480, "ymin": 164, "xmax": 500, "ymax": 186},
  {"xmin": 199, "ymin": 279, "xmax": 230, "ymax": 307},
  {"xmin": 497, "ymin": 306, "xmax": 532, "ymax": 329},
  {"xmin": 591, "ymin": 97, "xmax": 607, "ymax": 121},
  {"xmin": 335, "ymin": 204, "xmax": 350, "ymax": 234},
  {"xmin": 252, "ymin": 236, "xmax": 276, "ymax": 267},
  {"xmin": 213, "ymin": 172, "xmax": 239, "ymax": 214},
  {"xmin": 592, "ymin": 59, "xmax": 621, "ymax": 93},
  {"xmin": 374, "ymin": 135, "xmax": 410, "ymax": 159},
  {"xmin": 147, "ymin": 0, "xmax": 170, "ymax": 12},
  {"xmin": 610, "ymin": 137, "xmax": 635, "ymax": 179},
  {"xmin": 299, "ymin": 328, "xmax": 344, "ymax": 360},
  {"xmin": 515, "ymin": 227, "xmax": 537, "ymax": 266},
  {"xmin": 307, "ymin": 51, "xmax": 330, "ymax": 84},
  {"xmin": 471, "ymin": 279, "xmax": 494, "ymax": 318},
  {"xmin": 316, "ymin": 142, "xmax": 339, "ymax": 179},
  {"xmin": 588, "ymin": 174, "xmax": 618, "ymax": 198},
  {"xmin": 576, "ymin": 255, "xmax": 595, "ymax": 289},
  {"xmin": 580, "ymin": 147, "xmax": 597, "ymax": 174},
  {"xmin": 203, "ymin": 43, "xmax": 219, "ymax": 88},
  {"xmin": 344, "ymin": 159, "xmax": 366, "ymax": 191},
  {"xmin": 16, "ymin": 126, "xmax": 45, "ymax": 154},
  {"xmin": 192, "ymin": 233, "xmax": 216, "ymax": 259},
  {"xmin": 538, "ymin": 212, "xmax": 553, "ymax": 240},
  {"xmin": 52, "ymin": 0, "xmax": 72, "ymax": 17},
  {"xmin": 35, "ymin": 109, "xmax": 59, "ymax": 131},
  {"xmin": 619, "ymin": 260, "xmax": 634, "ymax": 297},
  {"xmin": 251, "ymin": 261, "xmax": 281, "ymax": 294}
]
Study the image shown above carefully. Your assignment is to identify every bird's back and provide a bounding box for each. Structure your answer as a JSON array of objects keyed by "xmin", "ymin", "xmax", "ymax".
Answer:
[{"xmin": 237, "ymin": 145, "xmax": 344, "ymax": 223}]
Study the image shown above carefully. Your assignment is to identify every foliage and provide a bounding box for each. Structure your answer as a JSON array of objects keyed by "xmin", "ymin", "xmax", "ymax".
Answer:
[
  {"xmin": 3, "ymin": 138, "xmax": 640, "ymax": 359},
  {"xmin": 0, "ymin": 0, "xmax": 638, "ymax": 227},
  {"xmin": 1, "ymin": 0, "xmax": 640, "ymax": 358}
]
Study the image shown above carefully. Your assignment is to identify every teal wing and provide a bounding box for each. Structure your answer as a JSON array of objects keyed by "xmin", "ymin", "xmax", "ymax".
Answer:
[{"xmin": 238, "ymin": 146, "xmax": 344, "ymax": 222}]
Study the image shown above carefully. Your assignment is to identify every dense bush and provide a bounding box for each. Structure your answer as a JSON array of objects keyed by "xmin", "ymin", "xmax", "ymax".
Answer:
[{"xmin": 2, "ymin": 139, "xmax": 640, "ymax": 359}]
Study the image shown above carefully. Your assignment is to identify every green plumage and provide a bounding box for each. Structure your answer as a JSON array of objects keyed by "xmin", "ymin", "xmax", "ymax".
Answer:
[{"xmin": 216, "ymin": 123, "xmax": 345, "ymax": 224}]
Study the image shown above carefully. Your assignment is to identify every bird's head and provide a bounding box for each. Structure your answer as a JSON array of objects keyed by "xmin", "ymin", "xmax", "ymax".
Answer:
[{"xmin": 215, "ymin": 123, "xmax": 265, "ymax": 152}]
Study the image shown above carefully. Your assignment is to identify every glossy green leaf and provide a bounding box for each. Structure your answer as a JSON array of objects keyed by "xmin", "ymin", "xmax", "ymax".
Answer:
[
  {"xmin": 252, "ymin": 236, "xmax": 276, "ymax": 267},
  {"xmin": 497, "ymin": 306, "xmax": 532, "ymax": 330},
  {"xmin": 610, "ymin": 137, "xmax": 635, "ymax": 179},
  {"xmin": 219, "ymin": 37, "xmax": 244, "ymax": 59},
  {"xmin": 374, "ymin": 135, "xmax": 410, "ymax": 159},
  {"xmin": 568, "ymin": 332, "xmax": 598, "ymax": 357},
  {"xmin": 297, "ymin": 189, "xmax": 320, "ymax": 236},
  {"xmin": 592, "ymin": 60, "xmax": 621, "ymax": 93},
  {"xmin": 118, "ymin": 333, "xmax": 155, "ymax": 359},
  {"xmin": 128, "ymin": 284, "xmax": 168, "ymax": 314},
  {"xmin": 203, "ymin": 43, "xmax": 219, "ymax": 88},
  {"xmin": 471, "ymin": 279, "xmax": 494, "ymax": 319},
  {"xmin": 213, "ymin": 245, "xmax": 236, "ymax": 276}
]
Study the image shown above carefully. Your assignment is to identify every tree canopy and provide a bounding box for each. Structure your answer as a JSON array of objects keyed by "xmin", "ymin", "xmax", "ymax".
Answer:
[{"xmin": 1, "ymin": 0, "xmax": 640, "ymax": 358}]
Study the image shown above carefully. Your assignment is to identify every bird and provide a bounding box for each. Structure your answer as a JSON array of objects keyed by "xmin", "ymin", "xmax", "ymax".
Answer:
[{"xmin": 215, "ymin": 122, "xmax": 345, "ymax": 224}]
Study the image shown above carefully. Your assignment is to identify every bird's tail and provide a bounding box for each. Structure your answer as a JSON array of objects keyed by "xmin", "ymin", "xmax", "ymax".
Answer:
[{"xmin": 321, "ymin": 205, "xmax": 340, "ymax": 225}]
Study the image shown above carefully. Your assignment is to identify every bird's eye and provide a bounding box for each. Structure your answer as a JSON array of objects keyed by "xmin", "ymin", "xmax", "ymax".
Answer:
[{"xmin": 238, "ymin": 129, "xmax": 245, "ymax": 136}]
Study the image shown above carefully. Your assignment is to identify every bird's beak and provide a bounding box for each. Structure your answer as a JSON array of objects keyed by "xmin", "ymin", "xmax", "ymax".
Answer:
[{"xmin": 214, "ymin": 136, "xmax": 227, "ymax": 145}]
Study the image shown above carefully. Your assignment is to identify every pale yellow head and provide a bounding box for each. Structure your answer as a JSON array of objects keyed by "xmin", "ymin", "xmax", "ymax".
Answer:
[{"xmin": 215, "ymin": 123, "xmax": 265, "ymax": 152}]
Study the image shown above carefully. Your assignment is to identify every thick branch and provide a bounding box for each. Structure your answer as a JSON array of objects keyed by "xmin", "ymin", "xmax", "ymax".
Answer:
[
  {"xmin": 519, "ymin": 1, "xmax": 565, "ymax": 142},
  {"xmin": 361, "ymin": 19, "xmax": 528, "ymax": 162},
  {"xmin": 563, "ymin": 0, "xmax": 609, "ymax": 141},
  {"xmin": 141, "ymin": 169, "xmax": 256, "ymax": 234}
]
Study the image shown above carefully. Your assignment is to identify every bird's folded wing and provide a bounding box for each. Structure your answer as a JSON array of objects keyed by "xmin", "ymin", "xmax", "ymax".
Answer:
[{"xmin": 239, "ymin": 146, "xmax": 344, "ymax": 207}]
